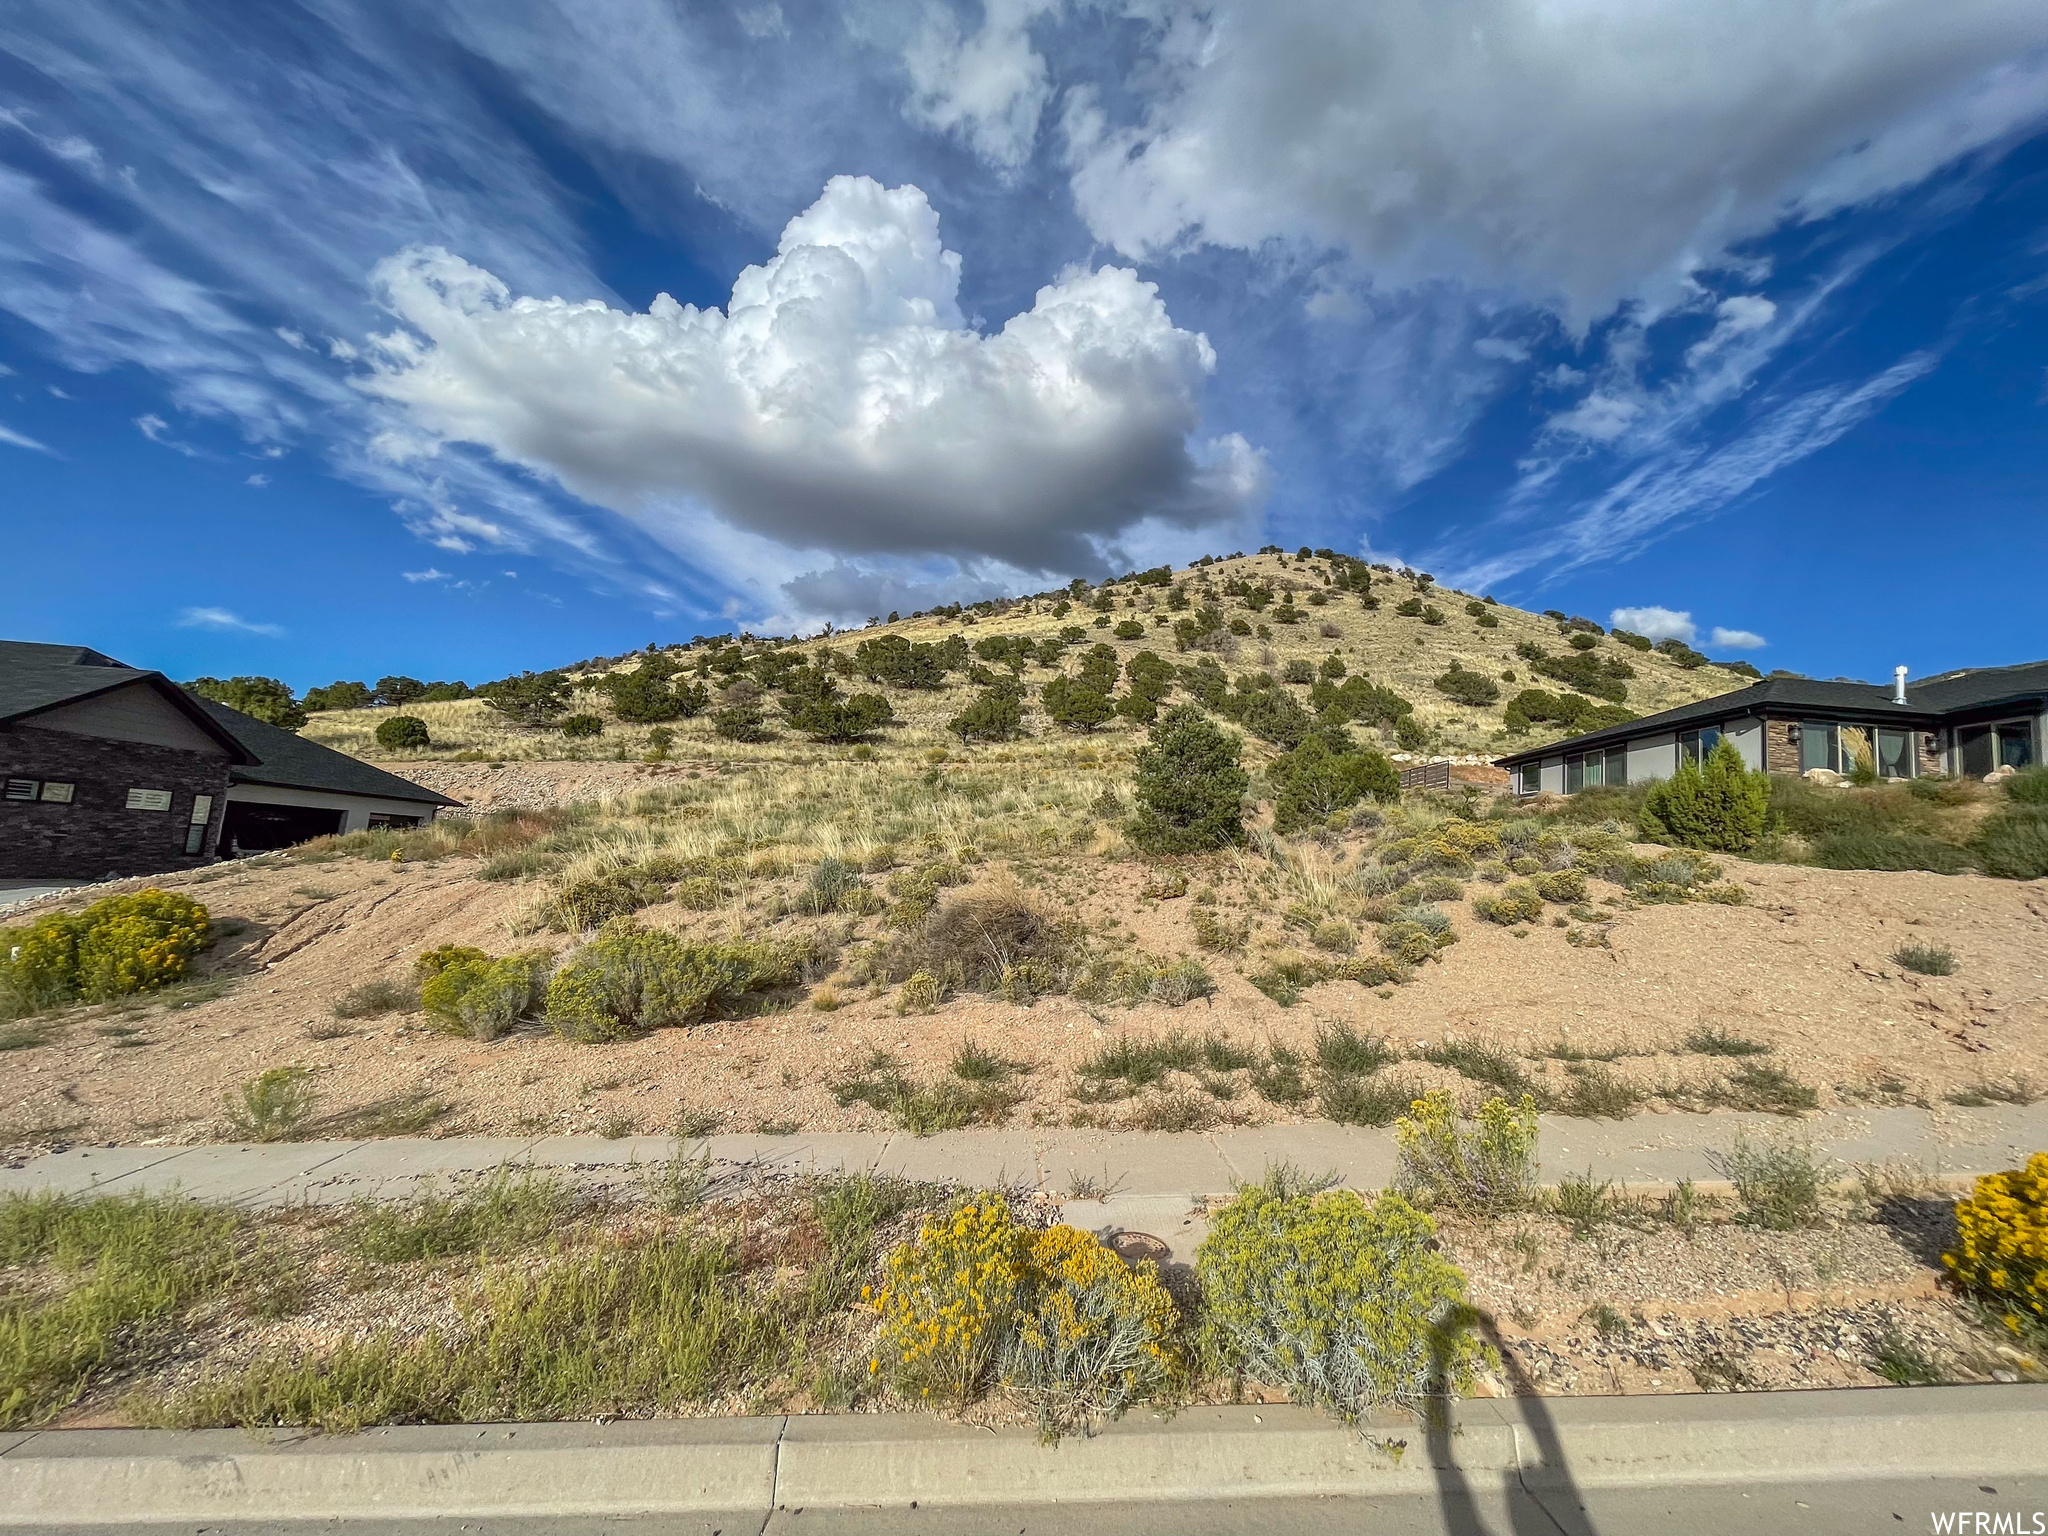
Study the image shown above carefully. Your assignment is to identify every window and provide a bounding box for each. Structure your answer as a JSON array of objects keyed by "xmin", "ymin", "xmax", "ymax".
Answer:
[
  {"xmin": 366, "ymin": 813, "xmax": 422, "ymax": 831},
  {"xmin": 1875, "ymin": 729, "xmax": 1913, "ymax": 780},
  {"xmin": 1798, "ymin": 721, "xmax": 1837, "ymax": 774},
  {"xmin": 1678, "ymin": 726, "xmax": 1723, "ymax": 766},
  {"xmin": 1563, "ymin": 755, "xmax": 1584, "ymax": 794},
  {"xmin": 1958, "ymin": 726, "xmax": 1994, "ymax": 778},
  {"xmin": 1604, "ymin": 746, "xmax": 1628, "ymax": 788},
  {"xmin": 1515, "ymin": 764, "xmax": 1540, "ymax": 795},
  {"xmin": 1997, "ymin": 722, "xmax": 2035, "ymax": 771}
]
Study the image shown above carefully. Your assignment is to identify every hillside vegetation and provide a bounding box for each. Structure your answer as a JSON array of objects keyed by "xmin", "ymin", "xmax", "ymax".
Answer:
[{"xmin": 302, "ymin": 549, "xmax": 1756, "ymax": 768}]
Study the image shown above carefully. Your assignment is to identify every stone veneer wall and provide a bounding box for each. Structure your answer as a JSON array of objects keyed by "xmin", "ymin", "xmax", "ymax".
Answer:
[
  {"xmin": 1763, "ymin": 718, "xmax": 1801, "ymax": 775},
  {"xmin": 0, "ymin": 724, "xmax": 228, "ymax": 879}
]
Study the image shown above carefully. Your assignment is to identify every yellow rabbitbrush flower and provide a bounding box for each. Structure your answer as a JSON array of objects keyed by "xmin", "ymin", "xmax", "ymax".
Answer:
[
  {"xmin": 1945, "ymin": 1152, "xmax": 2048, "ymax": 1340},
  {"xmin": 1, "ymin": 889, "xmax": 208, "ymax": 1013},
  {"xmin": 868, "ymin": 1197, "xmax": 1189, "ymax": 1436},
  {"xmin": 1006, "ymin": 1224, "xmax": 1186, "ymax": 1439}
]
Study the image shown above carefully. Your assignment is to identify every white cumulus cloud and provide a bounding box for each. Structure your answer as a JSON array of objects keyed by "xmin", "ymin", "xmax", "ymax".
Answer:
[
  {"xmin": 903, "ymin": 0, "xmax": 1056, "ymax": 169},
  {"xmin": 360, "ymin": 175, "xmax": 1262, "ymax": 590},
  {"xmin": 1063, "ymin": 0, "xmax": 2048, "ymax": 324},
  {"xmin": 1710, "ymin": 626, "xmax": 1767, "ymax": 650},
  {"xmin": 176, "ymin": 606, "xmax": 284, "ymax": 637},
  {"xmin": 1610, "ymin": 605, "xmax": 1696, "ymax": 643}
]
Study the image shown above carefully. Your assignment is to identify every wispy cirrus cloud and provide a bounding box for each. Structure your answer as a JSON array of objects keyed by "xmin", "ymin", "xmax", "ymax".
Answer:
[
  {"xmin": 0, "ymin": 420, "xmax": 51, "ymax": 453},
  {"xmin": 176, "ymin": 606, "xmax": 285, "ymax": 637}
]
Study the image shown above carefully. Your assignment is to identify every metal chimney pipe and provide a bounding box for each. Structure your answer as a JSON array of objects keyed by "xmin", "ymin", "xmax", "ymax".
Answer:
[{"xmin": 1893, "ymin": 665, "xmax": 1908, "ymax": 705}]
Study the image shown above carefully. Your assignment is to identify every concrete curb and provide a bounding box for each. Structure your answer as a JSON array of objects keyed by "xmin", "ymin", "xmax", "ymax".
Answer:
[{"xmin": 4, "ymin": 1386, "xmax": 2044, "ymax": 1528}]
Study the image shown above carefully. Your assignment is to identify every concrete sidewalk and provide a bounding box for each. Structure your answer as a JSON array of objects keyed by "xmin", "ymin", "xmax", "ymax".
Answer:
[
  {"xmin": 3, "ymin": 1385, "xmax": 2044, "ymax": 1532},
  {"xmin": 4, "ymin": 1102, "xmax": 2043, "ymax": 1210}
]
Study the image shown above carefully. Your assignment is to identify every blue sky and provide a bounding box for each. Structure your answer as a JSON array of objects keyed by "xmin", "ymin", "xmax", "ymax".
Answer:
[{"xmin": 2, "ymin": 0, "xmax": 2045, "ymax": 692}]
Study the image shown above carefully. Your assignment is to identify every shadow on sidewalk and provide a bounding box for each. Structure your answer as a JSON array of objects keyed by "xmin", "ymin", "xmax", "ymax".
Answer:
[{"xmin": 1429, "ymin": 1311, "xmax": 1601, "ymax": 1536}]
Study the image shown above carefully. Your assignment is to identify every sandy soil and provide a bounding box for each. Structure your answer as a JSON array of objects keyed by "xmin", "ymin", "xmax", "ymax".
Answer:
[{"xmin": 4, "ymin": 846, "xmax": 2043, "ymax": 1152}]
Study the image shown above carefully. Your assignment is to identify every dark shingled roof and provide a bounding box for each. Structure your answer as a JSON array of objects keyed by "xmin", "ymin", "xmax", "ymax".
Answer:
[
  {"xmin": 0, "ymin": 639, "xmax": 256, "ymax": 761},
  {"xmin": 199, "ymin": 700, "xmax": 460, "ymax": 807},
  {"xmin": 1494, "ymin": 660, "xmax": 2048, "ymax": 768},
  {"xmin": 1, "ymin": 639, "xmax": 458, "ymax": 808}
]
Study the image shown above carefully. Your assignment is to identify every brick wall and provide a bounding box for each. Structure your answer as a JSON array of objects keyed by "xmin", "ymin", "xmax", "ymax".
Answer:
[
  {"xmin": 0, "ymin": 724, "xmax": 229, "ymax": 879},
  {"xmin": 1764, "ymin": 718, "xmax": 1800, "ymax": 775}
]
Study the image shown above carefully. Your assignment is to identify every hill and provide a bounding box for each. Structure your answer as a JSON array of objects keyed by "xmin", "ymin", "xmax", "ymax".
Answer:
[{"xmin": 302, "ymin": 549, "xmax": 1754, "ymax": 767}]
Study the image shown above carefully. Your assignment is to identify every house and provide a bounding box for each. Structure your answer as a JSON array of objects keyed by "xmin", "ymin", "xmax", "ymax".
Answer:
[
  {"xmin": 0, "ymin": 641, "xmax": 460, "ymax": 879},
  {"xmin": 1493, "ymin": 660, "xmax": 2048, "ymax": 796}
]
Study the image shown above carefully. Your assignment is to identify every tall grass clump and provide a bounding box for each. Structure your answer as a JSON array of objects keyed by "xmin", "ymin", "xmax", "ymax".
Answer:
[
  {"xmin": 1393, "ymin": 1089, "xmax": 1539, "ymax": 1216},
  {"xmin": 339, "ymin": 1171, "xmax": 568, "ymax": 1263},
  {"xmin": 1197, "ymin": 1173, "xmax": 1480, "ymax": 1422},
  {"xmin": 1, "ymin": 1191, "xmax": 244, "ymax": 1427},
  {"xmin": 1714, "ymin": 1133, "xmax": 1826, "ymax": 1231}
]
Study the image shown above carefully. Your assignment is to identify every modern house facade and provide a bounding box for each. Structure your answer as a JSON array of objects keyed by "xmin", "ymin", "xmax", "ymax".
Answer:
[
  {"xmin": 1494, "ymin": 661, "xmax": 2047, "ymax": 797},
  {"xmin": 1, "ymin": 642, "xmax": 459, "ymax": 879}
]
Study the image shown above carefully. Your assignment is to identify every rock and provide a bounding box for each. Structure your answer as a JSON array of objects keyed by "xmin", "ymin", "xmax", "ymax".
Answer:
[
  {"xmin": 1802, "ymin": 768, "xmax": 1844, "ymax": 786},
  {"xmin": 1984, "ymin": 764, "xmax": 2016, "ymax": 783}
]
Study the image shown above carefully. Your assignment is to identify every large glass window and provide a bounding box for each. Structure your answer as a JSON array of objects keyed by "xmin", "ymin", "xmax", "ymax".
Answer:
[
  {"xmin": 1564, "ymin": 755, "xmax": 1584, "ymax": 793},
  {"xmin": 1799, "ymin": 721, "xmax": 1837, "ymax": 774},
  {"xmin": 1678, "ymin": 726, "xmax": 1723, "ymax": 766},
  {"xmin": 1998, "ymin": 722, "xmax": 2035, "ymax": 771},
  {"xmin": 1604, "ymin": 746, "xmax": 1629, "ymax": 787},
  {"xmin": 1959, "ymin": 726, "xmax": 1994, "ymax": 778},
  {"xmin": 1875, "ymin": 729, "xmax": 1913, "ymax": 779}
]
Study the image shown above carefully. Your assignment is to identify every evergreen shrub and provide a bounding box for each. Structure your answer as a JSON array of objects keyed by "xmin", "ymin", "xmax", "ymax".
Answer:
[
  {"xmin": 375, "ymin": 716, "xmax": 431, "ymax": 751},
  {"xmin": 1638, "ymin": 738, "xmax": 1769, "ymax": 852}
]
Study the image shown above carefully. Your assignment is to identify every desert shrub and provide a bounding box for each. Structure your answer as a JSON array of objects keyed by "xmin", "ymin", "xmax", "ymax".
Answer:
[
  {"xmin": 1394, "ymin": 1089, "xmax": 1539, "ymax": 1215},
  {"xmin": 1812, "ymin": 831, "xmax": 1972, "ymax": 873},
  {"xmin": 711, "ymin": 701, "xmax": 770, "ymax": 742},
  {"xmin": 331, "ymin": 978, "xmax": 415, "ymax": 1020},
  {"xmin": 1975, "ymin": 808, "xmax": 2048, "ymax": 881},
  {"xmin": 2006, "ymin": 768, "xmax": 2048, "ymax": 806},
  {"xmin": 1379, "ymin": 904, "xmax": 1455, "ymax": 965},
  {"xmin": 1130, "ymin": 707, "xmax": 1249, "ymax": 853},
  {"xmin": 224, "ymin": 1066, "xmax": 317, "ymax": 1142},
  {"xmin": 870, "ymin": 1193, "xmax": 1033, "ymax": 1403},
  {"xmin": 1070, "ymin": 955, "xmax": 1214, "ymax": 1008},
  {"xmin": 1005, "ymin": 1224, "xmax": 1186, "ymax": 1436},
  {"xmin": 375, "ymin": 715, "xmax": 431, "ymax": 751},
  {"xmin": 888, "ymin": 887, "xmax": 1074, "ymax": 997},
  {"xmin": 1892, "ymin": 942, "xmax": 1957, "ymax": 976},
  {"xmin": 1316, "ymin": 1022, "xmax": 1397, "ymax": 1076},
  {"xmin": 1532, "ymin": 869, "xmax": 1586, "ymax": 904},
  {"xmin": 544, "ymin": 921, "xmax": 805, "ymax": 1042},
  {"xmin": 559, "ymin": 713, "xmax": 605, "ymax": 739},
  {"xmin": 418, "ymin": 949, "xmax": 553, "ymax": 1041},
  {"xmin": 1638, "ymin": 739, "xmax": 1769, "ymax": 852},
  {"xmin": 1197, "ymin": 1180, "xmax": 1479, "ymax": 1421},
  {"xmin": 1944, "ymin": 1152, "xmax": 2048, "ymax": 1343},
  {"xmin": 2, "ymin": 890, "xmax": 210, "ymax": 1016},
  {"xmin": 1471, "ymin": 882, "xmax": 1543, "ymax": 925},
  {"xmin": 1716, "ymin": 1133, "xmax": 1825, "ymax": 1231},
  {"xmin": 1190, "ymin": 909, "xmax": 1250, "ymax": 952}
]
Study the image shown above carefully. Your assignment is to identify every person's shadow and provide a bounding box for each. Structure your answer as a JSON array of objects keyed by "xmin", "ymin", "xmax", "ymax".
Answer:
[{"xmin": 1426, "ymin": 1310, "xmax": 1601, "ymax": 1536}]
